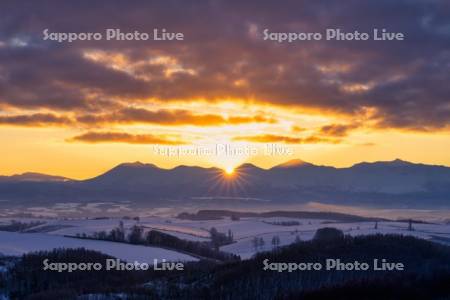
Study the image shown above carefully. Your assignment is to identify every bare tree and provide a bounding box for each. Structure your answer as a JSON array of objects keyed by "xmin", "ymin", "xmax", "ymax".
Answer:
[
  {"xmin": 258, "ymin": 237, "xmax": 265, "ymax": 250},
  {"xmin": 408, "ymin": 219, "xmax": 414, "ymax": 231},
  {"xmin": 271, "ymin": 235, "xmax": 280, "ymax": 249},
  {"xmin": 252, "ymin": 237, "xmax": 259, "ymax": 251}
]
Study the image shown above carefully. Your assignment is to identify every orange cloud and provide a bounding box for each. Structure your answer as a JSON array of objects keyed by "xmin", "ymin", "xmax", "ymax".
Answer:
[
  {"xmin": 69, "ymin": 131, "xmax": 187, "ymax": 145},
  {"xmin": 319, "ymin": 123, "xmax": 360, "ymax": 137},
  {"xmin": 291, "ymin": 125, "xmax": 304, "ymax": 133},
  {"xmin": 233, "ymin": 134, "xmax": 340, "ymax": 144},
  {"xmin": 77, "ymin": 107, "xmax": 277, "ymax": 126},
  {"xmin": 0, "ymin": 108, "xmax": 277, "ymax": 128}
]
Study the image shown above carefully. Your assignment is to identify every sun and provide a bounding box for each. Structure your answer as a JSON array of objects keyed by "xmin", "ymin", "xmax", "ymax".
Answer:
[{"xmin": 225, "ymin": 166, "xmax": 235, "ymax": 175}]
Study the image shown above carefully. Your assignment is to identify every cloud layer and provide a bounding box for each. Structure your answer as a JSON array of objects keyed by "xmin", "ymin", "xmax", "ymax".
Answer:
[
  {"xmin": 70, "ymin": 131, "xmax": 186, "ymax": 145},
  {"xmin": 0, "ymin": 0, "xmax": 449, "ymax": 136}
]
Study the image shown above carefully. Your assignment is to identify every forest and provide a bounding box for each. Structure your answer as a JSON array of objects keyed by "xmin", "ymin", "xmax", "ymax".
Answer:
[{"xmin": 2, "ymin": 230, "xmax": 450, "ymax": 299}]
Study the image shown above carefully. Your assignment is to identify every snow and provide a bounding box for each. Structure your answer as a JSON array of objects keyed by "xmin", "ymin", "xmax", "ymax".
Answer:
[
  {"xmin": 1, "ymin": 216, "xmax": 449, "ymax": 261},
  {"xmin": 0, "ymin": 231, "xmax": 198, "ymax": 263},
  {"xmin": 221, "ymin": 220, "xmax": 450, "ymax": 258}
]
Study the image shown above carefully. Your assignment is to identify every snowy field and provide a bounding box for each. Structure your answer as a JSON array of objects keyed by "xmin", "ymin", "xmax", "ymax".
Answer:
[
  {"xmin": 0, "ymin": 215, "xmax": 449, "ymax": 260},
  {"xmin": 0, "ymin": 231, "xmax": 198, "ymax": 263}
]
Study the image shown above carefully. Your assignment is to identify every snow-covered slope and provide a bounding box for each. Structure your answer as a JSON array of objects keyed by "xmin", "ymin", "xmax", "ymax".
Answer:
[
  {"xmin": 0, "ymin": 231, "xmax": 198, "ymax": 263},
  {"xmin": 1, "ymin": 215, "xmax": 449, "ymax": 261}
]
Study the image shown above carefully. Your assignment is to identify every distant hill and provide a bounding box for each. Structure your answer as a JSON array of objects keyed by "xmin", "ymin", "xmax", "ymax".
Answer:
[
  {"xmin": 177, "ymin": 209, "xmax": 386, "ymax": 222},
  {"xmin": 0, "ymin": 159, "xmax": 449, "ymax": 207},
  {"xmin": 0, "ymin": 172, "xmax": 70, "ymax": 182},
  {"xmin": 271, "ymin": 158, "xmax": 314, "ymax": 168}
]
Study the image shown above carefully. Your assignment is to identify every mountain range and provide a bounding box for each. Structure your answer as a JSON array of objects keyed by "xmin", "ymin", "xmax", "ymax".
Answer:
[{"xmin": 0, "ymin": 159, "xmax": 449, "ymax": 207}]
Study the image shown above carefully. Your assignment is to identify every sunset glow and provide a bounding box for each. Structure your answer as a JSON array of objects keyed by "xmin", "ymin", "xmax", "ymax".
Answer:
[
  {"xmin": 1, "ymin": 2, "xmax": 450, "ymax": 298},
  {"xmin": 0, "ymin": 2, "xmax": 448, "ymax": 180}
]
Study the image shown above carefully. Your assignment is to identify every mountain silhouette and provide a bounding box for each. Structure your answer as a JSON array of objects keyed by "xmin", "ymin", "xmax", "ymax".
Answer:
[{"xmin": 0, "ymin": 159, "xmax": 449, "ymax": 207}]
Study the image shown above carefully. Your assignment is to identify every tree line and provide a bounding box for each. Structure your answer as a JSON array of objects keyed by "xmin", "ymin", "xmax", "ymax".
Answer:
[{"xmin": 74, "ymin": 222, "xmax": 239, "ymax": 262}]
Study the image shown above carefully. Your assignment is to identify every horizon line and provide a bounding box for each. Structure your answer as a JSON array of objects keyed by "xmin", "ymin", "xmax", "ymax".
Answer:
[{"xmin": 2, "ymin": 157, "xmax": 449, "ymax": 181}]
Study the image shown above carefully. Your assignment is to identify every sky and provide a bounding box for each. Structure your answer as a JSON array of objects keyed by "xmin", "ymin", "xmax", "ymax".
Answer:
[{"xmin": 0, "ymin": 0, "xmax": 449, "ymax": 179}]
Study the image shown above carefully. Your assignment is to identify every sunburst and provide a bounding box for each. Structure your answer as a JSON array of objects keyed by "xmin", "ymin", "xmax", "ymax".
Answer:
[
  {"xmin": 203, "ymin": 165, "xmax": 253, "ymax": 198},
  {"xmin": 225, "ymin": 166, "xmax": 234, "ymax": 175}
]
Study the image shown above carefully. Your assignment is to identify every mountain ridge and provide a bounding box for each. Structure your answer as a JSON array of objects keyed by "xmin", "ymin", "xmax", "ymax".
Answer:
[
  {"xmin": 1, "ymin": 158, "xmax": 448, "ymax": 180},
  {"xmin": 0, "ymin": 158, "xmax": 449, "ymax": 207}
]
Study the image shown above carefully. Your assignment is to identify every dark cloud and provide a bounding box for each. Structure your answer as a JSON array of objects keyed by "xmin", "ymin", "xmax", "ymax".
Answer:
[
  {"xmin": 0, "ymin": 0, "xmax": 448, "ymax": 129},
  {"xmin": 0, "ymin": 112, "xmax": 73, "ymax": 126},
  {"xmin": 0, "ymin": 108, "xmax": 276, "ymax": 127},
  {"xmin": 69, "ymin": 131, "xmax": 187, "ymax": 145}
]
